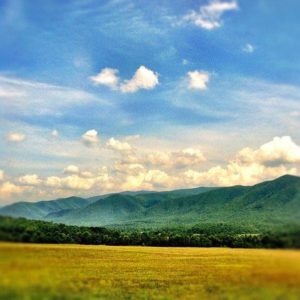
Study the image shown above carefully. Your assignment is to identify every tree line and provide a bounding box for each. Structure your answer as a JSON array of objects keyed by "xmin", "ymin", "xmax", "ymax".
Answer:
[{"xmin": 0, "ymin": 216, "xmax": 299, "ymax": 248}]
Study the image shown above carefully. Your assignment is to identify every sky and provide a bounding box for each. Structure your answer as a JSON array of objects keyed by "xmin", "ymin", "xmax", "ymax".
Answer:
[{"xmin": 0, "ymin": 0, "xmax": 300, "ymax": 204}]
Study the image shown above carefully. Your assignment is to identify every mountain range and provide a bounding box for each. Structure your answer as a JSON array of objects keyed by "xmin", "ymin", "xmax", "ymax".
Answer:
[{"xmin": 0, "ymin": 175, "xmax": 299, "ymax": 229}]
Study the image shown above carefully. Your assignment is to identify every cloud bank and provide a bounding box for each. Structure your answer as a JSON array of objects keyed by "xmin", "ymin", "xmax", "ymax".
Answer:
[{"xmin": 1, "ymin": 136, "xmax": 299, "ymax": 204}]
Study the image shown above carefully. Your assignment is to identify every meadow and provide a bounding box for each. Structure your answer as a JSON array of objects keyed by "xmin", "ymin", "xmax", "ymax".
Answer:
[{"xmin": 0, "ymin": 243, "xmax": 300, "ymax": 299}]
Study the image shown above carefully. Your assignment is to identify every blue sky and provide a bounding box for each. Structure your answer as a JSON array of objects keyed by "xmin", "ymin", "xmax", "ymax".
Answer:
[{"xmin": 0, "ymin": 0, "xmax": 300, "ymax": 203}]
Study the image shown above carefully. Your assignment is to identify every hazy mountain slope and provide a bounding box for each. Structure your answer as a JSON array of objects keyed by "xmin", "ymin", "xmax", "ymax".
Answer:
[
  {"xmin": 47, "ymin": 175, "xmax": 300, "ymax": 228},
  {"xmin": 48, "ymin": 187, "xmax": 218, "ymax": 226},
  {"xmin": 0, "ymin": 196, "xmax": 88, "ymax": 220},
  {"xmin": 56, "ymin": 194, "xmax": 146, "ymax": 226},
  {"xmin": 143, "ymin": 175, "xmax": 300, "ymax": 226},
  {"xmin": 0, "ymin": 186, "xmax": 216, "ymax": 222}
]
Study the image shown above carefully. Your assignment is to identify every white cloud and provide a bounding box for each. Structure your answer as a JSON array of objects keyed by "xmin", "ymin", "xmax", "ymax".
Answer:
[
  {"xmin": 0, "ymin": 88, "xmax": 25, "ymax": 98},
  {"xmin": 80, "ymin": 171, "xmax": 94, "ymax": 178},
  {"xmin": 114, "ymin": 162, "xmax": 145, "ymax": 176},
  {"xmin": 120, "ymin": 66, "xmax": 159, "ymax": 93},
  {"xmin": 243, "ymin": 43, "xmax": 255, "ymax": 53},
  {"xmin": 144, "ymin": 169, "xmax": 171, "ymax": 188},
  {"xmin": 237, "ymin": 136, "xmax": 300, "ymax": 166},
  {"xmin": 176, "ymin": 148, "xmax": 207, "ymax": 167},
  {"xmin": 184, "ymin": 163, "xmax": 296, "ymax": 187},
  {"xmin": 89, "ymin": 66, "xmax": 159, "ymax": 93},
  {"xmin": 63, "ymin": 165, "xmax": 80, "ymax": 174},
  {"xmin": 51, "ymin": 129, "xmax": 59, "ymax": 137},
  {"xmin": 120, "ymin": 168, "xmax": 171, "ymax": 191},
  {"xmin": 61, "ymin": 175, "xmax": 95, "ymax": 190},
  {"xmin": 1, "ymin": 135, "xmax": 299, "ymax": 203},
  {"xmin": 183, "ymin": 0, "xmax": 238, "ymax": 30},
  {"xmin": 143, "ymin": 148, "xmax": 206, "ymax": 169},
  {"xmin": 89, "ymin": 68, "xmax": 119, "ymax": 89},
  {"xmin": 7, "ymin": 132, "xmax": 26, "ymax": 142},
  {"xmin": 187, "ymin": 71, "xmax": 210, "ymax": 90},
  {"xmin": 81, "ymin": 129, "xmax": 99, "ymax": 147},
  {"xmin": 18, "ymin": 174, "xmax": 42, "ymax": 186},
  {"xmin": 106, "ymin": 137, "xmax": 133, "ymax": 153},
  {"xmin": 183, "ymin": 136, "xmax": 300, "ymax": 187},
  {"xmin": 0, "ymin": 76, "xmax": 104, "ymax": 118},
  {"xmin": 45, "ymin": 175, "xmax": 95, "ymax": 190},
  {"xmin": 45, "ymin": 176, "xmax": 61, "ymax": 188},
  {"xmin": 0, "ymin": 181, "xmax": 25, "ymax": 199}
]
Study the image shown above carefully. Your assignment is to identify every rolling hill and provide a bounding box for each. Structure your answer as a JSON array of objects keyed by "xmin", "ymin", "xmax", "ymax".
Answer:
[{"xmin": 0, "ymin": 175, "xmax": 299, "ymax": 228}]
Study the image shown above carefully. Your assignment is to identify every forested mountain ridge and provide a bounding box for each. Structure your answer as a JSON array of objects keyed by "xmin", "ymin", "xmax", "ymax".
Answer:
[{"xmin": 0, "ymin": 175, "xmax": 299, "ymax": 228}]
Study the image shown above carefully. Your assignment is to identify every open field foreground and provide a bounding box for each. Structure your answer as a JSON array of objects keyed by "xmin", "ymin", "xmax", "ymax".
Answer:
[{"xmin": 0, "ymin": 243, "xmax": 300, "ymax": 300}]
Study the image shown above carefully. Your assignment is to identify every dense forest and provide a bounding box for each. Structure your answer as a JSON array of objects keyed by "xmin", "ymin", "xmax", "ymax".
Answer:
[{"xmin": 1, "ymin": 216, "xmax": 299, "ymax": 249}]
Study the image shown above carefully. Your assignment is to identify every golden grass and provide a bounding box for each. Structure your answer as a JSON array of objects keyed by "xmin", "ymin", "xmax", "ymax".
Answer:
[{"xmin": 0, "ymin": 243, "xmax": 300, "ymax": 299}]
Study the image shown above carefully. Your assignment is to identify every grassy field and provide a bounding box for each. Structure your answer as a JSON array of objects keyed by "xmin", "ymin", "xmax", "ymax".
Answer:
[{"xmin": 0, "ymin": 243, "xmax": 300, "ymax": 299}]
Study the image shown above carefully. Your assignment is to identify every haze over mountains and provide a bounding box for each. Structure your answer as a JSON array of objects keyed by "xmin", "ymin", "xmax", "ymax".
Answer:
[{"xmin": 0, "ymin": 175, "xmax": 299, "ymax": 229}]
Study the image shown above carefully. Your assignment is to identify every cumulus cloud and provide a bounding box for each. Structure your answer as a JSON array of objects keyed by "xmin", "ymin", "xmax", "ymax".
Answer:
[
  {"xmin": 106, "ymin": 137, "xmax": 133, "ymax": 153},
  {"xmin": 89, "ymin": 66, "xmax": 159, "ymax": 93},
  {"xmin": 60, "ymin": 175, "xmax": 95, "ymax": 190},
  {"xmin": 183, "ymin": 0, "xmax": 238, "ymax": 30},
  {"xmin": 80, "ymin": 171, "xmax": 94, "ymax": 178},
  {"xmin": 63, "ymin": 165, "xmax": 80, "ymax": 174},
  {"xmin": 120, "ymin": 168, "xmax": 171, "ymax": 191},
  {"xmin": 120, "ymin": 66, "xmax": 159, "ymax": 93},
  {"xmin": 0, "ymin": 181, "xmax": 25, "ymax": 199},
  {"xmin": 175, "ymin": 148, "xmax": 207, "ymax": 167},
  {"xmin": 145, "ymin": 148, "xmax": 206, "ymax": 169},
  {"xmin": 144, "ymin": 169, "xmax": 170, "ymax": 188},
  {"xmin": 237, "ymin": 136, "xmax": 300, "ymax": 166},
  {"xmin": 184, "ymin": 136, "xmax": 300, "ymax": 187},
  {"xmin": 81, "ymin": 129, "xmax": 99, "ymax": 147},
  {"xmin": 44, "ymin": 175, "xmax": 94, "ymax": 190},
  {"xmin": 18, "ymin": 174, "xmax": 42, "ymax": 186},
  {"xmin": 243, "ymin": 43, "xmax": 255, "ymax": 53},
  {"xmin": 44, "ymin": 176, "xmax": 59, "ymax": 188},
  {"xmin": 184, "ymin": 163, "xmax": 296, "ymax": 187},
  {"xmin": 187, "ymin": 71, "xmax": 210, "ymax": 90},
  {"xmin": 43, "ymin": 168, "xmax": 111, "ymax": 192},
  {"xmin": 89, "ymin": 68, "xmax": 119, "ymax": 89},
  {"xmin": 114, "ymin": 162, "xmax": 145, "ymax": 176},
  {"xmin": 7, "ymin": 132, "xmax": 26, "ymax": 142}
]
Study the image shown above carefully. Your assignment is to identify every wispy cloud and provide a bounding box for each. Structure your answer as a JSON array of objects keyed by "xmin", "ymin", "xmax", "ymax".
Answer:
[
  {"xmin": 6, "ymin": 132, "xmax": 26, "ymax": 142},
  {"xmin": 243, "ymin": 43, "xmax": 255, "ymax": 53},
  {"xmin": 0, "ymin": 75, "xmax": 109, "ymax": 119},
  {"xmin": 182, "ymin": 0, "xmax": 238, "ymax": 30}
]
